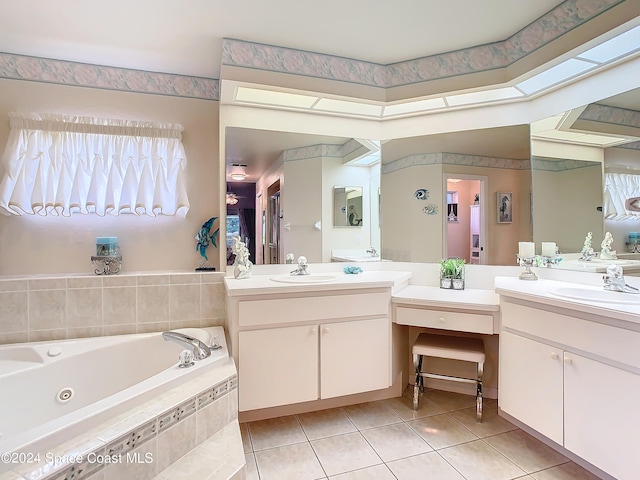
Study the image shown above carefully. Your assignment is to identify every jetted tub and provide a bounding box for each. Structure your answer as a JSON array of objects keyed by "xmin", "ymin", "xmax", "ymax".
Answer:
[{"xmin": 0, "ymin": 326, "xmax": 231, "ymax": 462}]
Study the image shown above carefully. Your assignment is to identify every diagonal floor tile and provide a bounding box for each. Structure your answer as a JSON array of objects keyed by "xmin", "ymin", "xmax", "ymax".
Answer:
[
  {"xmin": 240, "ymin": 423, "xmax": 252, "ymax": 453},
  {"xmin": 439, "ymin": 439, "xmax": 527, "ymax": 480},
  {"xmin": 328, "ymin": 464, "xmax": 396, "ymax": 479},
  {"xmin": 341, "ymin": 401, "xmax": 402, "ymax": 430},
  {"xmin": 297, "ymin": 407, "xmax": 357, "ymax": 440},
  {"xmin": 360, "ymin": 422, "xmax": 432, "ymax": 462},
  {"xmin": 254, "ymin": 442, "xmax": 326, "ymax": 480},
  {"xmin": 387, "ymin": 451, "xmax": 466, "ymax": 480},
  {"xmin": 420, "ymin": 388, "xmax": 479, "ymax": 412},
  {"xmin": 529, "ymin": 461, "xmax": 602, "ymax": 480},
  {"xmin": 248, "ymin": 415, "xmax": 307, "ymax": 451},
  {"xmin": 485, "ymin": 430, "xmax": 569, "ymax": 474},
  {"xmin": 311, "ymin": 432, "xmax": 382, "ymax": 477},
  {"xmin": 407, "ymin": 413, "xmax": 477, "ymax": 449},
  {"xmin": 384, "ymin": 393, "xmax": 443, "ymax": 421},
  {"xmin": 245, "ymin": 453, "xmax": 259, "ymax": 480},
  {"xmin": 448, "ymin": 405, "xmax": 518, "ymax": 438}
]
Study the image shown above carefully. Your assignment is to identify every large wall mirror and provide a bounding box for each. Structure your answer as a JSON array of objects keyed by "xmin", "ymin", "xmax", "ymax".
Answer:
[
  {"xmin": 334, "ymin": 186, "xmax": 364, "ymax": 227},
  {"xmin": 531, "ymin": 86, "xmax": 640, "ymax": 257},
  {"xmin": 221, "ymin": 74, "xmax": 640, "ymax": 268}
]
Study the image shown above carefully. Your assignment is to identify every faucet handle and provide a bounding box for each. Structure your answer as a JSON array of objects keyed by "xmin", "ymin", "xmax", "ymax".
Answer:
[{"xmin": 297, "ymin": 256, "xmax": 307, "ymax": 265}]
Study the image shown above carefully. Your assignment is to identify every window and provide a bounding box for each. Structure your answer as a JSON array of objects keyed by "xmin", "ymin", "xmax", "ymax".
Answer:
[{"xmin": 0, "ymin": 112, "xmax": 189, "ymax": 217}]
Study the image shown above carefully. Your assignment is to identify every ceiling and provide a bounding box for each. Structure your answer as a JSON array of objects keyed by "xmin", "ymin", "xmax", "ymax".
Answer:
[{"xmin": 0, "ymin": 0, "xmax": 564, "ymax": 79}]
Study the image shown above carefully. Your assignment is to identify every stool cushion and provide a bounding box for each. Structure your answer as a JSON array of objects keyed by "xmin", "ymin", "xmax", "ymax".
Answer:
[{"xmin": 413, "ymin": 333, "xmax": 485, "ymax": 363}]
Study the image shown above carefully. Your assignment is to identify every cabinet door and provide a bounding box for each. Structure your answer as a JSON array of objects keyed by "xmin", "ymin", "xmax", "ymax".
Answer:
[
  {"xmin": 320, "ymin": 317, "xmax": 390, "ymax": 399},
  {"xmin": 564, "ymin": 353, "xmax": 640, "ymax": 480},
  {"xmin": 239, "ymin": 325, "xmax": 318, "ymax": 411},
  {"xmin": 499, "ymin": 331, "xmax": 564, "ymax": 444}
]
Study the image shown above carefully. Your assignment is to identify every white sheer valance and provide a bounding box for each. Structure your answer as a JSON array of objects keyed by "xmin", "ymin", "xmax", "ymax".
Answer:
[
  {"xmin": 603, "ymin": 172, "xmax": 640, "ymax": 220},
  {"xmin": 0, "ymin": 113, "xmax": 190, "ymax": 217}
]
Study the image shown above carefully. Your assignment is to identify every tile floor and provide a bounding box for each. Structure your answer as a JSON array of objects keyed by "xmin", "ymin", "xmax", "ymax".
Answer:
[{"xmin": 241, "ymin": 388, "xmax": 602, "ymax": 480}]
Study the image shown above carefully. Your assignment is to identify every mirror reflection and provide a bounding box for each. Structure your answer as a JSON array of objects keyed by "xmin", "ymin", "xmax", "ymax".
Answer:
[
  {"xmin": 225, "ymin": 127, "xmax": 380, "ymax": 265},
  {"xmin": 334, "ymin": 186, "xmax": 364, "ymax": 227},
  {"xmin": 530, "ymin": 86, "xmax": 640, "ymax": 258}
]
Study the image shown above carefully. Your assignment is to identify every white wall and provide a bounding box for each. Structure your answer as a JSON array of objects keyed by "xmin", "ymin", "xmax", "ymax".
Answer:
[{"xmin": 0, "ymin": 79, "xmax": 220, "ymax": 275}]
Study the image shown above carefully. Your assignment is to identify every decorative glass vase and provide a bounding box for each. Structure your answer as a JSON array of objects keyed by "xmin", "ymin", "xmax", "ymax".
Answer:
[
  {"xmin": 452, "ymin": 278, "xmax": 465, "ymax": 290},
  {"xmin": 440, "ymin": 277, "xmax": 452, "ymax": 289}
]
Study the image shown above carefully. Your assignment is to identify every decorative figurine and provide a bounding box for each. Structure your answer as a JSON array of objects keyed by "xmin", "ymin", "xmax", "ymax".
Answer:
[
  {"xmin": 232, "ymin": 235, "xmax": 253, "ymax": 279},
  {"xmin": 195, "ymin": 217, "xmax": 219, "ymax": 271},
  {"xmin": 600, "ymin": 231, "xmax": 618, "ymax": 260}
]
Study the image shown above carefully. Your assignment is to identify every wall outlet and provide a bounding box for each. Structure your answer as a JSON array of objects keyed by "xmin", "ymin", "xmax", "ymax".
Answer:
[{"xmin": 355, "ymin": 235, "xmax": 362, "ymax": 244}]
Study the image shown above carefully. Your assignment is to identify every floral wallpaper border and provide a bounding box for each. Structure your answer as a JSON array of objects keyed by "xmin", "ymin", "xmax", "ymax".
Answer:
[
  {"xmin": 281, "ymin": 138, "xmax": 372, "ymax": 162},
  {"xmin": 0, "ymin": 52, "xmax": 219, "ymax": 101},
  {"xmin": 222, "ymin": 0, "xmax": 622, "ymax": 88},
  {"xmin": 382, "ymin": 152, "xmax": 530, "ymax": 174},
  {"xmin": 579, "ymin": 103, "xmax": 640, "ymax": 129},
  {"xmin": 531, "ymin": 156, "xmax": 603, "ymax": 171}
]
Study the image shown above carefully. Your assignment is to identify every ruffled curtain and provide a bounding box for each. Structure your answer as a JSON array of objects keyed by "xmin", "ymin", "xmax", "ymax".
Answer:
[
  {"xmin": 603, "ymin": 172, "xmax": 640, "ymax": 220},
  {"xmin": 0, "ymin": 113, "xmax": 190, "ymax": 217}
]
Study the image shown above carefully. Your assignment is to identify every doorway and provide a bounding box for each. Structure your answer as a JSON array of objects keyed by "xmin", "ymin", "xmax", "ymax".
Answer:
[
  {"xmin": 266, "ymin": 180, "xmax": 281, "ymax": 264},
  {"xmin": 444, "ymin": 175, "xmax": 488, "ymax": 264}
]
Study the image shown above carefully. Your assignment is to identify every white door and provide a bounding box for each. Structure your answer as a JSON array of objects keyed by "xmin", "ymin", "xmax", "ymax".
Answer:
[
  {"xmin": 239, "ymin": 325, "xmax": 318, "ymax": 411},
  {"xmin": 320, "ymin": 318, "xmax": 390, "ymax": 399},
  {"xmin": 499, "ymin": 331, "xmax": 564, "ymax": 444},
  {"xmin": 564, "ymin": 353, "xmax": 640, "ymax": 480}
]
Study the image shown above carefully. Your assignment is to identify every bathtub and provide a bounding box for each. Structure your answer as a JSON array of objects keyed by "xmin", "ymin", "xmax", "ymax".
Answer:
[{"xmin": 0, "ymin": 326, "xmax": 237, "ymax": 477}]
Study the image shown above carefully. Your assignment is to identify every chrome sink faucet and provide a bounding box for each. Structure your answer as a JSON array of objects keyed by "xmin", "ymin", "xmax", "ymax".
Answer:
[
  {"xmin": 603, "ymin": 265, "xmax": 639, "ymax": 294},
  {"xmin": 162, "ymin": 331, "xmax": 211, "ymax": 360},
  {"xmin": 290, "ymin": 256, "xmax": 310, "ymax": 275},
  {"xmin": 366, "ymin": 246, "xmax": 379, "ymax": 257}
]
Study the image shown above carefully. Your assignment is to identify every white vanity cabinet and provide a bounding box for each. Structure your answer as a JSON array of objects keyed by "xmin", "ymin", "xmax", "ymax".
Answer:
[
  {"xmin": 230, "ymin": 288, "xmax": 393, "ymax": 412},
  {"xmin": 498, "ymin": 298, "xmax": 640, "ymax": 480}
]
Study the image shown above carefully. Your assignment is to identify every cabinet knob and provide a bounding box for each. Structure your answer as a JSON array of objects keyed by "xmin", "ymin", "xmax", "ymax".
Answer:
[
  {"xmin": 564, "ymin": 356, "xmax": 572, "ymax": 365},
  {"xmin": 550, "ymin": 352, "xmax": 559, "ymax": 360},
  {"xmin": 310, "ymin": 327, "xmax": 317, "ymax": 334},
  {"xmin": 323, "ymin": 327, "xmax": 330, "ymax": 334},
  {"xmin": 438, "ymin": 317, "xmax": 446, "ymax": 323}
]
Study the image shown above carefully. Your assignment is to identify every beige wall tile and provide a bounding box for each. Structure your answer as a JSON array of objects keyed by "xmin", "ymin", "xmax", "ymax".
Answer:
[
  {"xmin": 103, "ymin": 287, "xmax": 136, "ymax": 325},
  {"xmin": 170, "ymin": 273, "xmax": 201, "ymax": 284},
  {"xmin": 67, "ymin": 276, "xmax": 103, "ymax": 288},
  {"xmin": 137, "ymin": 322, "xmax": 170, "ymax": 334},
  {"xmin": 103, "ymin": 275, "xmax": 137, "ymax": 287},
  {"xmin": 103, "ymin": 324, "xmax": 137, "ymax": 336},
  {"xmin": 200, "ymin": 283, "xmax": 226, "ymax": 319},
  {"xmin": 196, "ymin": 395, "xmax": 229, "ymax": 444},
  {"xmin": 29, "ymin": 278, "xmax": 67, "ymax": 290},
  {"xmin": 29, "ymin": 328, "xmax": 67, "ymax": 342},
  {"xmin": 28, "ymin": 289, "xmax": 66, "ymax": 330},
  {"xmin": 0, "ymin": 331, "xmax": 28, "ymax": 344},
  {"xmin": 169, "ymin": 320, "xmax": 202, "ymax": 330},
  {"xmin": 68, "ymin": 326, "xmax": 103, "ymax": 339},
  {"xmin": 170, "ymin": 284, "xmax": 200, "ymax": 321},
  {"xmin": 200, "ymin": 272, "xmax": 225, "ymax": 284},
  {"xmin": 0, "ymin": 279, "xmax": 28, "ymax": 292},
  {"xmin": 67, "ymin": 288, "xmax": 103, "ymax": 327},
  {"xmin": 156, "ymin": 415, "xmax": 197, "ymax": 472},
  {"xmin": 137, "ymin": 286, "xmax": 169, "ymax": 323},
  {"xmin": 0, "ymin": 291, "xmax": 28, "ymax": 333},
  {"xmin": 201, "ymin": 317, "xmax": 226, "ymax": 328},
  {"xmin": 137, "ymin": 274, "xmax": 169, "ymax": 286},
  {"xmin": 103, "ymin": 438, "xmax": 157, "ymax": 480}
]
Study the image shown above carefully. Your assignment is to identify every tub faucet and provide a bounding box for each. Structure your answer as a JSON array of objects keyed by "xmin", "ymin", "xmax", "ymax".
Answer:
[
  {"xmin": 162, "ymin": 331, "xmax": 211, "ymax": 360},
  {"xmin": 603, "ymin": 265, "xmax": 639, "ymax": 294},
  {"xmin": 366, "ymin": 246, "xmax": 379, "ymax": 257},
  {"xmin": 290, "ymin": 256, "xmax": 310, "ymax": 275}
]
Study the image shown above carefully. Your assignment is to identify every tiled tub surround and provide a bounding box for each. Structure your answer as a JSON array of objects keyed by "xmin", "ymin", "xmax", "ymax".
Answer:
[
  {"xmin": 0, "ymin": 330, "xmax": 241, "ymax": 480},
  {"xmin": 0, "ymin": 271, "xmax": 226, "ymax": 344}
]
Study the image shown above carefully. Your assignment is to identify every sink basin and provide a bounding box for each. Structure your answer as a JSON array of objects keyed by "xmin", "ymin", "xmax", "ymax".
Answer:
[
  {"xmin": 270, "ymin": 274, "xmax": 339, "ymax": 284},
  {"xmin": 548, "ymin": 286, "xmax": 640, "ymax": 304}
]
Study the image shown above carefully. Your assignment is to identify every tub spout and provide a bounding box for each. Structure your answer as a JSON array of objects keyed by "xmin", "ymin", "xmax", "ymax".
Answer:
[{"xmin": 162, "ymin": 331, "xmax": 211, "ymax": 360}]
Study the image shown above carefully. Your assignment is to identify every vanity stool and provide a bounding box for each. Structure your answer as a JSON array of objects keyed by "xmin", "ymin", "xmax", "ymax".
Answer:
[{"xmin": 412, "ymin": 332, "xmax": 485, "ymax": 422}]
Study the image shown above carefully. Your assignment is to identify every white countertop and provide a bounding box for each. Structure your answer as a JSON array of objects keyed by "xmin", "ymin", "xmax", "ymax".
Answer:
[
  {"xmin": 392, "ymin": 285, "xmax": 500, "ymax": 312},
  {"xmin": 224, "ymin": 270, "xmax": 412, "ymax": 297},
  {"xmin": 495, "ymin": 276, "xmax": 640, "ymax": 327}
]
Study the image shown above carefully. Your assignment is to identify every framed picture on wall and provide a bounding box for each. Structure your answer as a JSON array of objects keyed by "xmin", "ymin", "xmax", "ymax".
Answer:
[{"xmin": 497, "ymin": 192, "xmax": 513, "ymax": 224}]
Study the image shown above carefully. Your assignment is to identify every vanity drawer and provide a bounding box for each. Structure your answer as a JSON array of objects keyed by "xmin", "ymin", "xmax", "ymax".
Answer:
[
  {"xmin": 395, "ymin": 306, "xmax": 493, "ymax": 334},
  {"xmin": 239, "ymin": 292, "xmax": 389, "ymax": 327}
]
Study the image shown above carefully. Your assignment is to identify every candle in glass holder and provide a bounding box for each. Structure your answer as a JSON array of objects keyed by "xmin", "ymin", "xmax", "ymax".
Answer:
[
  {"xmin": 541, "ymin": 242, "xmax": 556, "ymax": 257},
  {"xmin": 518, "ymin": 242, "xmax": 535, "ymax": 258}
]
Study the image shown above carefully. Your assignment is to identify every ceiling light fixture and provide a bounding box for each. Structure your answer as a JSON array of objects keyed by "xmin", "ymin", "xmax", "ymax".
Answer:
[{"xmin": 229, "ymin": 163, "xmax": 247, "ymax": 181}]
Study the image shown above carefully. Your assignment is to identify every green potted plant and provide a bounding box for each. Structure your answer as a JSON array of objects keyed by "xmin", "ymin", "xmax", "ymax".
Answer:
[{"xmin": 440, "ymin": 258, "xmax": 465, "ymax": 289}]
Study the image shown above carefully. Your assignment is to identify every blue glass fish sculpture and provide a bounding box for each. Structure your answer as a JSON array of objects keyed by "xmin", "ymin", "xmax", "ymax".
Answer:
[{"xmin": 196, "ymin": 217, "xmax": 219, "ymax": 261}]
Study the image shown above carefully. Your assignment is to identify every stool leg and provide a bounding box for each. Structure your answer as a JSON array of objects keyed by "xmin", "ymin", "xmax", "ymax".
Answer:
[
  {"xmin": 412, "ymin": 354, "xmax": 423, "ymax": 411},
  {"xmin": 476, "ymin": 361, "xmax": 484, "ymax": 423}
]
